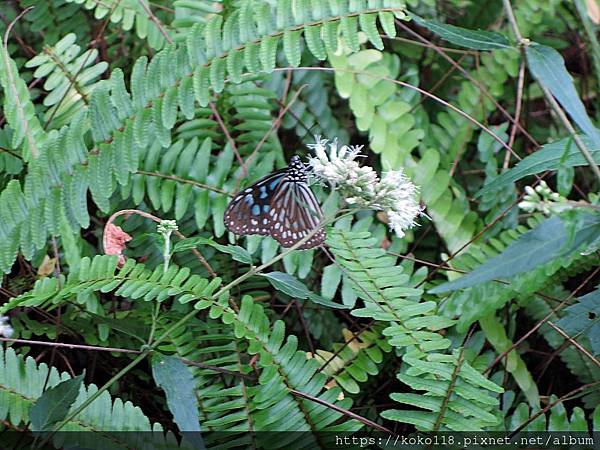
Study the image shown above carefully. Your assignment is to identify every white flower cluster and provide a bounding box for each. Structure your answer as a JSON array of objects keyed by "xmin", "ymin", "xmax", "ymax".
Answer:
[
  {"xmin": 0, "ymin": 315, "xmax": 14, "ymax": 338},
  {"xmin": 518, "ymin": 181, "xmax": 569, "ymax": 215},
  {"xmin": 307, "ymin": 136, "xmax": 424, "ymax": 237}
]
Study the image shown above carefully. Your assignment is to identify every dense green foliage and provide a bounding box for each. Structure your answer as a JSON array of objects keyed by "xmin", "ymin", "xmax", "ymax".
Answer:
[{"xmin": 0, "ymin": 0, "xmax": 599, "ymax": 447}]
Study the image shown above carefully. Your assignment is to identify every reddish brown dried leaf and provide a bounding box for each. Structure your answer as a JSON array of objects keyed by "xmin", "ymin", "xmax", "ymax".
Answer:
[{"xmin": 103, "ymin": 223, "xmax": 132, "ymax": 266}]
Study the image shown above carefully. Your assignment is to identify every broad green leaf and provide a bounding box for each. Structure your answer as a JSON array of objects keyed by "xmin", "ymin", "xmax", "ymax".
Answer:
[
  {"xmin": 430, "ymin": 212, "xmax": 600, "ymax": 293},
  {"xmin": 173, "ymin": 237, "xmax": 252, "ymax": 264},
  {"xmin": 411, "ymin": 14, "xmax": 512, "ymax": 50},
  {"xmin": 526, "ymin": 43, "xmax": 600, "ymax": 147},
  {"xmin": 151, "ymin": 354, "xmax": 202, "ymax": 434},
  {"xmin": 476, "ymin": 135, "xmax": 600, "ymax": 198},
  {"xmin": 261, "ymin": 271, "xmax": 349, "ymax": 309},
  {"xmin": 479, "ymin": 315, "xmax": 539, "ymax": 407},
  {"xmin": 555, "ymin": 287, "xmax": 600, "ymax": 356},
  {"xmin": 30, "ymin": 374, "xmax": 84, "ymax": 431}
]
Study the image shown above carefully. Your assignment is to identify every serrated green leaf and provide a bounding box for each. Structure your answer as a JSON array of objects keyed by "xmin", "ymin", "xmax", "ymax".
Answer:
[
  {"xmin": 151, "ymin": 354, "xmax": 202, "ymax": 434},
  {"xmin": 430, "ymin": 213, "xmax": 600, "ymax": 293},
  {"xmin": 476, "ymin": 135, "xmax": 600, "ymax": 198},
  {"xmin": 261, "ymin": 271, "xmax": 348, "ymax": 309},
  {"xmin": 174, "ymin": 236, "xmax": 252, "ymax": 264},
  {"xmin": 411, "ymin": 14, "xmax": 512, "ymax": 50},
  {"xmin": 556, "ymin": 287, "xmax": 600, "ymax": 356},
  {"xmin": 526, "ymin": 43, "xmax": 600, "ymax": 147},
  {"xmin": 30, "ymin": 374, "xmax": 84, "ymax": 431}
]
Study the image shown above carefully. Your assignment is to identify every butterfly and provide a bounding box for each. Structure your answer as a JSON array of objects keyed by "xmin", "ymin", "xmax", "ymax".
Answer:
[{"xmin": 224, "ymin": 156, "xmax": 326, "ymax": 249}]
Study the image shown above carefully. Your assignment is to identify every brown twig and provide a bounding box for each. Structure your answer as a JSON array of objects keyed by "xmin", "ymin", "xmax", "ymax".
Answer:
[
  {"xmin": 0, "ymin": 337, "xmax": 140, "ymax": 354},
  {"xmin": 210, "ymin": 102, "xmax": 248, "ymax": 177},
  {"xmin": 508, "ymin": 381, "xmax": 600, "ymax": 436},
  {"xmin": 504, "ymin": 60, "xmax": 526, "ymax": 168},
  {"xmin": 136, "ymin": 170, "xmax": 231, "ymax": 196},
  {"xmin": 502, "ymin": 0, "xmax": 600, "ymax": 182},
  {"xmin": 0, "ymin": 337, "xmax": 253, "ymax": 379},
  {"xmin": 290, "ymin": 388, "xmax": 396, "ymax": 434},
  {"xmin": 546, "ymin": 322, "xmax": 600, "ymax": 369},
  {"xmin": 485, "ymin": 265, "xmax": 600, "ymax": 374},
  {"xmin": 137, "ymin": 0, "xmax": 172, "ymax": 43},
  {"xmin": 396, "ymin": 20, "xmax": 539, "ymax": 149},
  {"xmin": 0, "ymin": 145, "xmax": 23, "ymax": 160}
]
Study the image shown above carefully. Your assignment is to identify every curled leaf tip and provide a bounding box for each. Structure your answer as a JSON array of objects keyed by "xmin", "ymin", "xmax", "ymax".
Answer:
[{"xmin": 103, "ymin": 223, "xmax": 132, "ymax": 266}]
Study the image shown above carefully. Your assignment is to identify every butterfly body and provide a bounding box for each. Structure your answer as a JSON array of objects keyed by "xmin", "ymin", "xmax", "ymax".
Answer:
[{"xmin": 224, "ymin": 156, "xmax": 325, "ymax": 249}]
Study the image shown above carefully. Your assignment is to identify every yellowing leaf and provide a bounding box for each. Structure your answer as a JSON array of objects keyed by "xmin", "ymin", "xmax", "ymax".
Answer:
[{"xmin": 37, "ymin": 255, "xmax": 56, "ymax": 277}]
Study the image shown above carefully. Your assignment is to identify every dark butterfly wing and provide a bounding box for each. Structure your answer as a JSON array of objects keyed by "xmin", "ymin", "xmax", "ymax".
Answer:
[
  {"xmin": 225, "ymin": 159, "xmax": 326, "ymax": 250},
  {"xmin": 268, "ymin": 180, "xmax": 325, "ymax": 249},
  {"xmin": 224, "ymin": 170, "xmax": 286, "ymax": 236}
]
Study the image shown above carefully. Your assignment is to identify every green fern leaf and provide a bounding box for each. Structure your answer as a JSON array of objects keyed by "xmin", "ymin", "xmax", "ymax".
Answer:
[
  {"xmin": 0, "ymin": 345, "xmax": 165, "ymax": 439},
  {"xmin": 209, "ymin": 57, "xmax": 226, "ymax": 93},
  {"xmin": 359, "ymin": 13, "xmax": 384, "ymax": 50},
  {"xmin": 260, "ymin": 36, "xmax": 280, "ymax": 72},
  {"xmin": 0, "ymin": 40, "xmax": 47, "ymax": 160},
  {"xmin": 162, "ymin": 86, "xmax": 180, "ymax": 130},
  {"xmin": 340, "ymin": 16, "xmax": 360, "ymax": 52},
  {"xmin": 304, "ymin": 24, "xmax": 327, "ymax": 60},
  {"xmin": 193, "ymin": 65, "xmax": 211, "ymax": 106},
  {"xmin": 378, "ymin": 11, "xmax": 397, "ymax": 38},
  {"xmin": 283, "ymin": 30, "xmax": 302, "ymax": 67}
]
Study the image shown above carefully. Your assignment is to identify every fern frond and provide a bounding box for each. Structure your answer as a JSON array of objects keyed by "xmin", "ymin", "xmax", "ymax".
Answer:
[
  {"xmin": 20, "ymin": 0, "xmax": 91, "ymax": 45},
  {"xmin": 25, "ymin": 33, "xmax": 109, "ymax": 128},
  {"xmin": 157, "ymin": 316, "xmax": 257, "ymax": 446},
  {"xmin": 384, "ymin": 348, "xmax": 503, "ymax": 431},
  {"xmin": 329, "ymin": 48, "xmax": 479, "ymax": 252},
  {"xmin": 1, "ymin": 255, "xmax": 222, "ymax": 314},
  {"xmin": 0, "ymin": 40, "xmax": 47, "ymax": 160},
  {"xmin": 309, "ymin": 327, "xmax": 391, "ymax": 395},
  {"xmin": 4, "ymin": 256, "xmax": 363, "ymax": 444},
  {"xmin": 327, "ymin": 229, "xmax": 503, "ymax": 431},
  {"xmin": 0, "ymin": 0, "xmax": 407, "ymax": 274},
  {"xmin": 0, "ymin": 345, "xmax": 186, "ymax": 448},
  {"xmin": 327, "ymin": 229, "xmax": 450, "ymax": 354},
  {"xmin": 505, "ymin": 399, "xmax": 597, "ymax": 432},
  {"xmin": 65, "ymin": 0, "xmax": 172, "ymax": 49},
  {"xmin": 220, "ymin": 295, "xmax": 362, "ymax": 442}
]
